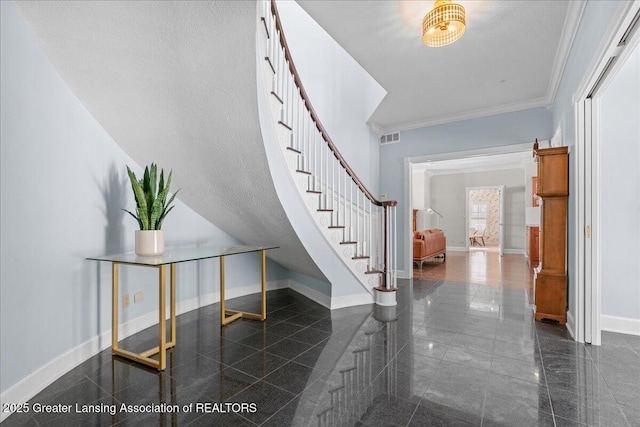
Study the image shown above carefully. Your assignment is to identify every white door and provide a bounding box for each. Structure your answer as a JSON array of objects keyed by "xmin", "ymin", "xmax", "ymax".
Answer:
[
  {"xmin": 575, "ymin": 2, "xmax": 640, "ymax": 345},
  {"xmin": 580, "ymin": 98, "xmax": 597, "ymax": 344},
  {"xmin": 498, "ymin": 185, "xmax": 505, "ymax": 257}
]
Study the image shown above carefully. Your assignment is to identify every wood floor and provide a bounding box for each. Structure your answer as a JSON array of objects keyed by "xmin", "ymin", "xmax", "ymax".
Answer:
[{"xmin": 413, "ymin": 250, "xmax": 535, "ymax": 302}]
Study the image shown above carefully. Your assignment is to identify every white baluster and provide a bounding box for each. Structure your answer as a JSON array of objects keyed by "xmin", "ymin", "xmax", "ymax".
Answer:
[
  {"xmin": 356, "ymin": 188, "xmax": 360, "ymax": 256},
  {"xmin": 393, "ymin": 205, "xmax": 397, "ymax": 288}
]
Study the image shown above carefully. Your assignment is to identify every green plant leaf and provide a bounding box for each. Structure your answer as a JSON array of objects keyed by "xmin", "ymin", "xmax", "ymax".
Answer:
[
  {"xmin": 157, "ymin": 205, "xmax": 174, "ymax": 230},
  {"xmin": 126, "ymin": 166, "xmax": 150, "ymax": 229},
  {"xmin": 149, "ymin": 163, "xmax": 157, "ymax": 203},
  {"xmin": 158, "ymin": 169, "xmax": 165, "ymax": 198}
]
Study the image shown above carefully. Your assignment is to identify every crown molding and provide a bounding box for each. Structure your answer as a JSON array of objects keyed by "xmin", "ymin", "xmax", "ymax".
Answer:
[
  {"xmin": 546, "ymin": 0, "xmax": 587, "ymax": 105},
  {"xmin": 379, "ymin": 97, "xmax": 549, "ymax": 134},
  {"xmin": 368, "ymin": 122, "xmax": 383, "ymax": 135}
]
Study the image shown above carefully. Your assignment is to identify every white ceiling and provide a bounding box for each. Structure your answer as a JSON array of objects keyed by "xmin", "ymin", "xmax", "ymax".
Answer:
[{"xmin": 297, "ymin": 0, "xmax": 584, "ymax": 133}]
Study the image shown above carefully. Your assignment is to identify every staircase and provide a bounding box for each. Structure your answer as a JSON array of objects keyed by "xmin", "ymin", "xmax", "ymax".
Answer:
[{"xmin": 257, "ymin": 0, "xmax": 398, "ymax": 304}]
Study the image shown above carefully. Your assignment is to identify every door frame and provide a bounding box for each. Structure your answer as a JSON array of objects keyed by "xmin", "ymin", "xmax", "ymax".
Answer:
[
  {"xmin": 405, "ymin": 143, "xmax": 533, "ymax": 278},
  {"xmin": 573, "ymin": 1, "xmax": 640, "ymax": 344}
]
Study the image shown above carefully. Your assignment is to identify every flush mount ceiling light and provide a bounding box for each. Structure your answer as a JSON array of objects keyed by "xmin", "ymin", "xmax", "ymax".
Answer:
[{"xmin": 422, "ymin": 0, "xmax": 466, "ymax": 47}]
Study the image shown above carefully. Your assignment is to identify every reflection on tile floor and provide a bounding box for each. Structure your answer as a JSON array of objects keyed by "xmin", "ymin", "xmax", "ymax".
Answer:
[{"xmin": 4, "ymin": 280, "xmax": 640, "ymax": 426}]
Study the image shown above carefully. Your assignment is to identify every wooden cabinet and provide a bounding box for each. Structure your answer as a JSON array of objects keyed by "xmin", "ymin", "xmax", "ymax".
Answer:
[
  {"xmin": 533, "ymin": 145, "xmax": 568, "ymax": 324},
  {"xmin": 526, "ymin": 226, "xmax": 539, "ymax": 266}
]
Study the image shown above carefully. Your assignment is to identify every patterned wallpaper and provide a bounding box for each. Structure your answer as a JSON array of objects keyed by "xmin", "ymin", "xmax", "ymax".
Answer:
[{"xmin": 469, "ymin": 189, "xmax": 500, "ymax": 245}]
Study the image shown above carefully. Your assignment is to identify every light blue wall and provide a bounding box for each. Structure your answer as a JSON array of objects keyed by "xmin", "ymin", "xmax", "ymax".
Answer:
[
  {"xmin": 379, "ymin": 107, "xmax": 553, "ymax": 272},
  {"xmin": 290, "ymin": 271, "xmax": 332, "ymax": 297},
  {"xmin": 551, "ymin": 0, "xmax": 626, "ymax": 318},
  {"xmin": 276, "ymin": 0, "xmax": 386, "ymax": 195},
  {"xmin": 0, "ymin": 1, "xmax": 289, "ymax": 394}
]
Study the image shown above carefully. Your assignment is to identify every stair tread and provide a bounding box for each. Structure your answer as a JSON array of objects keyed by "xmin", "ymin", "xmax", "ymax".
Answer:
[
  {"xmin": 265, "ymin": 57, "xmax": 276, "ymax": 74},
  {"xmin": 296, "ymin": 169, "xmax": 311, "ymax": 175},
  {"xmin": 260, "ymin": 17, "xmax": 270, "ymax": 39},
  {"xmin": 317, "ymin": 209, "xmax": 333, "ymax": 212},
  {"xmin": 270, "ymin": 91, "xmax": 283, "ymax": 104},
  {"xmin": 286, "ymin": 146, "xmax": 301, "ymax": 154},
  {"xmin": 328, "ymin": 225, "xmax": 345, "ymax": 229},
  {"xmin": 340, "ymin": 241, "xmax": 357, "ymax": 245},
  {"xmin": 278, "ymin": 121, "xmax": 292, "ymax": 131},
  {"xmin": 306, "ymin": 190, "xmax": 322, "ymax": 194},
  {"xmin": 365, "ymin": 269, "xmax": 382, "ymax": 274},
  {"xmin": 352, "ymin": 255, "xmax": 370, "ymax": 260}
]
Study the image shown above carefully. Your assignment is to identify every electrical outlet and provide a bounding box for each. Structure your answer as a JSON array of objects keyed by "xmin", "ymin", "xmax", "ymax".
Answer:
[
  {"xmin": 134, "ymin": 292, "xmax": 144, "ymax": 304},
  {"xmin": 123, "ymin": 293, "xmax": 130, "ymax": 308}
]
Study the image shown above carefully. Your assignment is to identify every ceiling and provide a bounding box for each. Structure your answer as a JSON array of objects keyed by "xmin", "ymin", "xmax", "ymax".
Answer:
[{"xmin": 297, "ymin": 0, "xmax": 584, "ymax": 133}]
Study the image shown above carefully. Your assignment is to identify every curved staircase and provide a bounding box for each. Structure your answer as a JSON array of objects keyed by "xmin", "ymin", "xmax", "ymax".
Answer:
[{"xmin": 257, "ymin": 0, "xmax": 398, "ymax": 305}]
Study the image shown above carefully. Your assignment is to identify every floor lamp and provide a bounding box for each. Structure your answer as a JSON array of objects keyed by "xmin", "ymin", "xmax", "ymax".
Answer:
[{"xmin": 427, "ymin": 208, "xmax": 443, "ymax": 229}]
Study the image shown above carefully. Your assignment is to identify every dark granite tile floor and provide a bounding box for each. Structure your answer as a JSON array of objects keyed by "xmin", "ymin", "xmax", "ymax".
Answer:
[{"xmin": 3, "ymin": 279, "xmax": 640, "ymax": 426}]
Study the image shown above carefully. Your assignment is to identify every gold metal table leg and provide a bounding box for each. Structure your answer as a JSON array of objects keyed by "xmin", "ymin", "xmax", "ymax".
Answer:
[
  {"xmin": 220, "ymin": 250, "xmax": 268, "ymax": 325},
  {"xmin": 110, "ymin": 262, "xmax": 176, "ymax": 370},
  {"xmin": 112, "ymin": 263, "xmax": 119, "ymax": 351}
]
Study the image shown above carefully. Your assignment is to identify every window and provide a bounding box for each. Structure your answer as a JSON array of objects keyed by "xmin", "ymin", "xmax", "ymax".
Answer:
[{"xmin": 470, "ymin": 203, "xmax": 487, "ymax": 232}]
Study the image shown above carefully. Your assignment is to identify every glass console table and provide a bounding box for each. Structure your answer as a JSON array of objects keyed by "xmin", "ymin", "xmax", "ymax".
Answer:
[{"xmin": 87, "ymin": 245, "xmax": 277, "ymax": 370}]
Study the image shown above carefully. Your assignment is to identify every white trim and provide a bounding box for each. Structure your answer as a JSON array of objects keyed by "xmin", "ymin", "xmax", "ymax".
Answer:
[
  {"xmin": 410, "ymin": 142, "xmax": 536, "ymax": 165},
  {"xmin": 546, "ymin": 1, "xmax": 587, "ymax": 105},
  {"xmin": 566, "ymin": 310, "xmax": 576, "ymax": 340},
  {"xmin": 592, "ymin": 97, "xmax": 602, "ymax": 346},
  {"xmin": 368, "ymin": 122, "xmax": 383, "ymax": 136},
  {"xmin": 574, "ymin": 100, "xmax": 586, "ymax": 344},
  {"xmin": 404, "ymin": 158, "xmax": 413, "ymax": 277},
  {"xmin": 573, "ymin": 1, "xmax": 639, "ymax": 103},
  {"xmin": 601, "ymin": 315, "xmax": 640, "ymax": 336},
  {"xmin": 379, "ymin": 97, "xmax": 549, "ymax": 134},
  {"xmin": 0, "ymin": 279, "xmax": 289, "ymax": 422},
  {"xmin": 446, "ymin": 246, "xmax": 468, "ymax": 252},
  {"xmin": 331, "ymin": 292, "xmax": 375, "ymax": 309}
]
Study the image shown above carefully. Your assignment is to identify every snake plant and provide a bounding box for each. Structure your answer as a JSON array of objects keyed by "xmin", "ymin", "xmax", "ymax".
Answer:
[{"xmin": 123, "ymin": 164, "xmax": 178, "ymax": 230}]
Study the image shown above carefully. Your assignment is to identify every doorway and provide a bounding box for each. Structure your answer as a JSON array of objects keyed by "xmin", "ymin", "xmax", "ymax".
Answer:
[
  {"xmin": 409, "ymin": 148, "xmax": 534, "ymax": 287},
  {"xmin": 466, "ymin": 186, "xmax": 505, "ymax": 256}
]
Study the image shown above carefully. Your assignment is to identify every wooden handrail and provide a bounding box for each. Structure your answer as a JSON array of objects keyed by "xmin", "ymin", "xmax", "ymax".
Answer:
[{"xmin": 270, "ymin": 0, "xmax": 396, "ymax": 208}]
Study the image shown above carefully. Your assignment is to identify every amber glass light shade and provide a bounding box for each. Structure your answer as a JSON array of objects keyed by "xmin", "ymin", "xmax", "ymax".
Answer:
[{"xmin": 422, "ymin": 0, "xmax": 466, "ymax": 47}]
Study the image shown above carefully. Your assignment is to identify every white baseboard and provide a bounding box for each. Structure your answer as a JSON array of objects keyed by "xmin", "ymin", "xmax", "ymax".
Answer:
[
  {"xmin": 0, "ymin": 279, "xmax": 289, "ymax": 423},
  {"xmin": 504, "ymin": 249, "xmax": 525, "ymax": 255},
  {"xmin": 331, "ymin": 292, "xmax": 374, "ymax": 309},
  {"xmin": 601, "ymin": 314, "xmax": 640, "ymax": 336},
  {"xmin": 566, "ymin": 310, "xmax": 576, "ymax": 340},
  {"xmin": 443, "ymin": 246, "xmax": 524, "ymax": 255}
]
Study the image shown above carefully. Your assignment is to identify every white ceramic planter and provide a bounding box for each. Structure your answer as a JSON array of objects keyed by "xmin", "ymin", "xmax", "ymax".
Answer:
[{"xmin": 135, "ymin": 230, "xmax": 164, "ymax": 256}]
